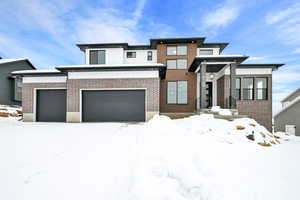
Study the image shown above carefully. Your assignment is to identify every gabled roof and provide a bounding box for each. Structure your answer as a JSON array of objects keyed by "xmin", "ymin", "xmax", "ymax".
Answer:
[
  {"xmin": 0, "ymin": 58, "xmax": 36, "ymax": 69},
  {"xmin": 274, "ymin": 96, "xmax": 300, "ymax": 117},
  {"xmin": 281, "ymin": 86, "xmax": 300, "ymax": 103}
]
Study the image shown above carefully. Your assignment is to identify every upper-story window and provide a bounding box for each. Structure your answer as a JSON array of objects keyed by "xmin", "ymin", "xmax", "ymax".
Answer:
[
  {"xmin": 242, "ymin": 78, "xmax": 254, "ymax": 100},
  {"xmin": 199, "ymin": 49, "xmax": 214, "ymax": 55},
  {"xmin": 147, "ymin": 51, "xmax": 153, "ymax": 61},
  {"xmin": 167, "ymin": 45, "xmax": 187, "ymax": 56},
  {"xmin": 167, "ymin": 59, "xmax": 187, "ymax": 69},
  {"xmin": 90, "ymin": 50, "xmax": 105, "ymax": 64},
  {"xmin": 256, "ymin": 78, "xmax": 268, "ymax": 100},
  {"xmin": 126, "ymin": 52, "xmax": 136, "ymax": 58}
]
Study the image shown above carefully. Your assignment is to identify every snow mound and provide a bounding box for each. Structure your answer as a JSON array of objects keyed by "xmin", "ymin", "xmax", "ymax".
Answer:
[
  {"xmin": 0, "ymin": 104, "xmax": 22, "ymax": 118},
  {"xmin": 211, "ymin": 106, "xmax": 232, "ymax": 115}
]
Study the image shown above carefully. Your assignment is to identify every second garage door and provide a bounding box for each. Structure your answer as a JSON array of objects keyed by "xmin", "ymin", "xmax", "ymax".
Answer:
[{"xmin": 82, "ymin": 90, "xmax": 145, "ymax": 122}]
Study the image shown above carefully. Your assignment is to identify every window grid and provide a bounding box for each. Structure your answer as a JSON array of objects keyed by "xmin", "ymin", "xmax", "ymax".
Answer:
[
  {"xmin": 167, "ymin": 81, "xmax": 188, "ymax": 104},
  {"xmin": 147, "ymin": 51, "xmax": 152, "ymax": 61},
  {"xmin": 167, "ymin": 45, "xmax": 187, "ymax": 56},
  {"xmin": 166, "ymin": 59, "xmax": 187, "ymax": 69}
]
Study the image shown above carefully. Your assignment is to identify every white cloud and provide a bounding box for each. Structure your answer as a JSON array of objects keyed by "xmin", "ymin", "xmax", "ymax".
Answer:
[
  {"xmin": 265, "ymin": 3, "xmax": 300, "ymax": 44},
  {"xmin": 196, "ymin": 1, "xmax": 241, "ymax": 36},
  {"xmin": 0, "ymin": 0, "xmax": 175, "ymax": 68}
]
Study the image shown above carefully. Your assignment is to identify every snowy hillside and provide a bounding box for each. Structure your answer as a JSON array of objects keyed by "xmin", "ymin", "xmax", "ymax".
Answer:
[{"xmin": 1, "ymin": 114, "xmax": 300, "ymax": 200}]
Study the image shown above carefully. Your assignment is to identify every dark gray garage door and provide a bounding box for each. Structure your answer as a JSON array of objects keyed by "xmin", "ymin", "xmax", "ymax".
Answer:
[
  {"xmin": 36, "ymin": 90, "xmax": 66, "ymax": 122},
  {"xmin": 82, "ymin": 90, "xmax": 145, "ymax": 122}
]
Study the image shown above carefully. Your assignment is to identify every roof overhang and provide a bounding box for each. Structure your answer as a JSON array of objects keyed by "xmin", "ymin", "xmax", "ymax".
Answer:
[
  {"xmin": 199, "ymin": 43, "xmax": 229, "ymax": 52},
  {"xmin": 238, "ymin": 64, "xmax": 284, "ymax": 71},
  {"xmin": 189, "ymin": 55, "xmax": 249, "ymax": 72},
  {"xmin": 0, "ymin": 58, "xmax": 36, "ymax": 70},
  {"xmin": 12, "ymin": 69, "xmax": 63, "ymax": 76},
  {"xmin": 150, "ymin": 37, "xmax": 205, "ymax": 48},
  {"xmin": 56, "ymin": 64, "xmax": 167, "ymax": 79}
]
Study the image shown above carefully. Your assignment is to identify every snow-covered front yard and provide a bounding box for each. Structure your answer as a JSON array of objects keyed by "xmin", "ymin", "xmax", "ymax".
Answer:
[{"xmin": 1, "ymin": 113, "xmax": 300, "ymax": 200}]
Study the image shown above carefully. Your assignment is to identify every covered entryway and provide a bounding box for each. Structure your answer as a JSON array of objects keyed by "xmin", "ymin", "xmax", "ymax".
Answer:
[
  {"xmin": 36, "ymin": 89, "xmax": 66, "ymax": 122},
  {"xmin": 82, "ymin": 90, "xmax": 145, "ymax": 122}
]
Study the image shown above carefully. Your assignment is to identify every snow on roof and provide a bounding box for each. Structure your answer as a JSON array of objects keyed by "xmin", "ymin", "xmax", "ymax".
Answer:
[
  {"xmin": 0, "ymin": 58, "xmax": 27, "ymax": 64},
  {"xmin": 12, "ymin": 69, "xmax": 60, "ymax": 74},
  {"xmin": 56, "ymin": 63, "xmax": 165, "ymax": 69},
  {"xmin": 196, "ymin": 54, "xmax": 246, "ymax": 58},
  {"xmin": 275, "ymin": 95, "xmax": 300, "ymax": 117}
]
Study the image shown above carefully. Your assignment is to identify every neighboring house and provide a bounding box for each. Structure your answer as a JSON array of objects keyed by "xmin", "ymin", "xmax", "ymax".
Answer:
[
  {"xmin": 274, "ymin": 87, "xmax": 300, "ymax": 136},
  {"xmin": 13, "ymin": 37, "xmax": 283, "ymax": 131},
  {"xmin": 0, "ymin": 58, "xmax": 36, "ymax": 105}
]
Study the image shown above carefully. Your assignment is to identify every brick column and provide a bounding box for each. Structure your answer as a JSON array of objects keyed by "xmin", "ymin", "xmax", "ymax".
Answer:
[
  {"xmin": 200, "ymin": 61, "xmax": 207, "ymax": 109},
  {"xmin": 230, "ymin": 62, "xmax": 237, "ymax": 108}
]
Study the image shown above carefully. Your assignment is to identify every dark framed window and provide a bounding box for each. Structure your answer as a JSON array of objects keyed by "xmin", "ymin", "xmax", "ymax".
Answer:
[
  {"xmin": 90, "ymin": 50, "xmax": 105, "ymax": 64},
  {"xmin": 199, "ymin": 49, "xmax": 214, "ymax": 55},
  {"xmin": 167, "ymin": 81, "xmax": 188, "ymax": 104},
  {"xmin": 167, "ymin": 45, "xmax": 187, "ymax": 56},
  {"xmin": 235, "ymin": 78, "xmax": 241, "ymax": 100},
  {"xmin": 242, "ymin": 78, "xmax": 254, "ymax": 100},
  {"xmin": 255, "ymin": 78, "xmax": 268, "ymax": 100},
  {"xmin": 147, "ymin": 51, "xmax": 153, "ymax": 61},
  {"xmin": 126, "ymin": 51, "xmax": 136, "ymax": 58},
  {"xmin": 166, "ymin": 59, "xmax": 187, "ymax": 69},
  {"xmin": 14, "ymin": 77, "xmax": 22, "ymax": 101}
]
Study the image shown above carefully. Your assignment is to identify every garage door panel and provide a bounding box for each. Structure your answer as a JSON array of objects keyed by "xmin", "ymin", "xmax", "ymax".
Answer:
[
  {"xmin": 36, "ymin": 90, "xmax": 66, "ymax": 122},
  {"xmin": 82, "ymin": 90, "xmax": 145, "ymax": 122}
]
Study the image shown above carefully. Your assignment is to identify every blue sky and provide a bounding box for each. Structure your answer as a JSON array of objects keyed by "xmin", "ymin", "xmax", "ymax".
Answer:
[{"xmin": 0, "ymin": 0, "xmax": 300, "ymax": 113}]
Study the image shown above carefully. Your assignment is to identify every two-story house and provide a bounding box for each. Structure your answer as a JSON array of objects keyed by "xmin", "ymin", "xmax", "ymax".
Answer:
[{"xmin": 13, "ymin": 37, "xmax": 283, "ymax": 131}]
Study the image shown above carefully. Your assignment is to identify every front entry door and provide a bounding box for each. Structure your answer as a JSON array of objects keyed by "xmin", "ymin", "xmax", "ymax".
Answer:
[{"xmin": 206, "ymin": 82, "xmax": 213, "ymax": 108}]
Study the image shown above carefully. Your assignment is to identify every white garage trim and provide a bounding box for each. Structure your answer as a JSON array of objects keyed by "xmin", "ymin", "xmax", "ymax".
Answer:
[
  {"xmin": 68, "ymin": 71, "xmax": 159, "ymax": 79},
  {"xmin": 23, "ymin": 76, "xmax": 67, "ymax": 83},
  {"xmin": 79, "ymin": 88, "xmax": 147, "ymax": 122},
  {"xmin": 33, "ymin": 88, "xmax": 67, "ymax": 122}
]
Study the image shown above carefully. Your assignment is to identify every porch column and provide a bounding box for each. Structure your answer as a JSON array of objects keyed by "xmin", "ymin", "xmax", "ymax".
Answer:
[
  {"xmin": 200, "ymin": 61, "xmax": 207, "ymax": 109},
  {"xmin": 230, "ymin": 62, "xmax": 237, "ymax": 109}
]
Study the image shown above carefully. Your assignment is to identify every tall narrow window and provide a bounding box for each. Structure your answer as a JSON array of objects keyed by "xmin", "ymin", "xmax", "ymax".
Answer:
[
  {"xmin": 256, "ymin": 78, "xmax": 268, "ymax": 100},
  {"xmin": 14, "ymin": 77, "xmax": 22, "ymax": 101},
  {"xmin": 235, "ymin": 78, "xmax": 241, "ymax": 100},
  {"xmin": 147, "ymin": 51, "xmax": 153, "ymax": 61},
  {"xmin": 242, "ymin": 78, "xmax": 254, "ymax": 100},
  {"xmin": 90, "ymin": 50, "xmax": 105, "ymax": 64},
  {"xmin": 177, "ymin": 81, "xmax": 188, "ymax": 104},
  {"xmin": 167, "ymin": 81, "xmax": 188, "ymax": 104},
  {"xmin": 167, "ymin": 82, "xmax": 177, "ymax": 104}
]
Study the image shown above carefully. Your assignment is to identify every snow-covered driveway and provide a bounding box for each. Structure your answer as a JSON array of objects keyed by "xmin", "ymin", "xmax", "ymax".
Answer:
[{"xmin": 1, "ymin": 115, "xmax": 300, "ymax": 200}]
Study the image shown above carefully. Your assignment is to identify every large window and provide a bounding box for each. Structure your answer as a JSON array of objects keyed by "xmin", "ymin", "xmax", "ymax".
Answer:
[
  {"xmin": 126, "ymin": 52, "xmax": 136, "ymax": 58},
  {"xmin": 199, "ymin": 49, "xmax": 214, "ymax": 55},
  {"xmin": 167, "ymin": 45, "xmax": 187, "ymax": 56},
  {"xmin": 14, "ymin": 77, "xmax": 22, "ymax": 101},
  {"xmin": 242, "ymin": 78, "xmax": 254, "ymax": 100},
  {"xmin": 256, "ymin": 78, "xmax": 268, "ymax": 100},
  {"xmin": 90, "ymin": 50, "xmax": 105, "ymax": 64},
  {"xmin": 167, "ymin": 81, "xmax": 188, "ymax": 104},
  {"xmin": 147, "ymin": 51, "xmax": 152, "ymax": 61},
  {"xmin": 235, "ymin": 78, "xmax": 241, "ymax": 100},
  {"xmin": 166, "ymin": 59, "xmax": 187, "ymax": 69}
]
